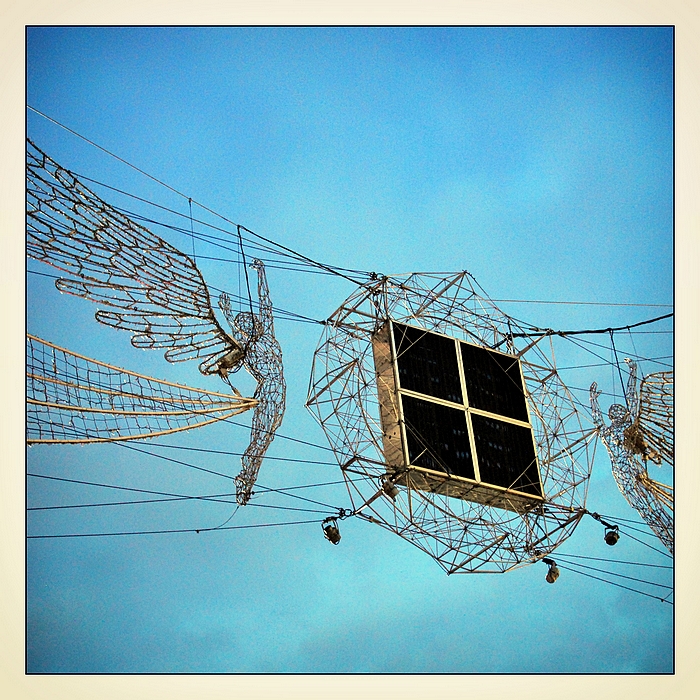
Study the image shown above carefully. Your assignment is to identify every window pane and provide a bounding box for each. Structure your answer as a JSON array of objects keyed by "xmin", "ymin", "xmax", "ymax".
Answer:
[
  {"xmin": 460, "ymin": 342, "xmax": 529, "ymax": 421},
  {"xmin": 471, "ymin": 414, "xmax": 541, "ymax": 496},
  {"xmin": 401, "ymin": 394, "xmax": 475, "ymax": 479},
  {"xmin": 393, "ymin": 323, "xmax": 462, "ymax": 403}
]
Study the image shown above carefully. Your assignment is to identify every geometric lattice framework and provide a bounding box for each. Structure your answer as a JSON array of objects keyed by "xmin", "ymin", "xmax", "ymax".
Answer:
[
  {"xmin": 590, "ymin": 359, "xmax": 673, "ymax": 553},
  {"xmin": 307, "ymin": 272, "xmax": 595, "ymax": 574},
  {"xmin": 27, "ymin": 334, "xmax": 258, "ymax": 443},
  {"xmin": 26, "ymin": 140, "xmax": 286, "ymax": 501}
]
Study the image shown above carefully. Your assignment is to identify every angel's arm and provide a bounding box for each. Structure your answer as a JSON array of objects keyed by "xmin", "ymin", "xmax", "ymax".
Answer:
[
  {"xmin": 589, "ymin": 382, "xmax": 605, "ymax": 429},
  {"xmin": 624, "ymin": 359, "xmax": 639, "ymax": 419},
  {"xmin": 251, "ymin": 258, "xmax": 274, "ymax": 336}
]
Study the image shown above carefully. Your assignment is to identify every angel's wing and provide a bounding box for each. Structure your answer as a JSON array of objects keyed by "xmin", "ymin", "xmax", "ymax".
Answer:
[
  {"xmin": 637, "ymin": 370, "xmax": 674, "ymax": 466},
  {"xmin": 26, "ymin": 140, "xmax": 243, "ymax": 377}
]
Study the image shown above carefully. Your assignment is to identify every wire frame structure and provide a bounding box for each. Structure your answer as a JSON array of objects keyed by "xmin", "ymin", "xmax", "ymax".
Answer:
[
  {"xmin": 219, "ymin": 259, "xmax": 287, "ymax": 505},
  {"xmin": 590, "ymin": 360, "xmax": 673, "ymax": 553},
  {"xmin": 27, "ymin": 334, "xmax": 258, "ymax": 443},
  {"xmin": 26, "ymin": 140, "xmax": 286, "ymax": 500},
  {"xmin": 306, "ymin": 272, "xmax": 595, "ymax": 574}
]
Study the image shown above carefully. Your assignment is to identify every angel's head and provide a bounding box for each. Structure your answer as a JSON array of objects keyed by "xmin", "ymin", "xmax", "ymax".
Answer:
[
  {"xmin": 608, "ymin": 403, "xmax": 630, "ymax": 425},
  {"xmin": 233, "ymin": 311, "xmax": 263, "ymax": 342}
]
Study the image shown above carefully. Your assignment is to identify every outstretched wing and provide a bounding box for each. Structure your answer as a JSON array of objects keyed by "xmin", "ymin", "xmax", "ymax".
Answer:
[
  {"xmin": 26, "ymin": 140, "xmax": 242, "ymax": 376},
  {"xmin": 637, "ymin": 370, "xmax": 674, "ymax": 466}
]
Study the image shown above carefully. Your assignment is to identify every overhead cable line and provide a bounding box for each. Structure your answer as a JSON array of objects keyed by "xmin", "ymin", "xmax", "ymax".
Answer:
[
  {"xmin": 510, "ymin": 313, "xmax": 673, "ymax": 339},
  {"xmin": 28, "ymin": 106, "xmax": 370, "ymax": 286},
  {"xmin": 556, "ymin": 562, "xmax": 673, "ymax": 604},
  {"xmin": 28, "ymin": 472, "xmax": 351, "ymax": 512},
  {"xmin": 27, "ymin": 472, "xmax": 236, "ymax": 504},
  {"xmin": 28, "ymin": 493, "xmax": 238, "ymax": 511},
  {"xmin": 26, "ymin": 518, "xmax": 325, "ymax": 539},
  {"xmin": 138, "ymin": 441, "xmax": 338, "ymax": 466},
  {"xmin": 552, "ymin": 559, "xmax": 672, "ymax": 590},
  {"xmin": 494, "ymin": 298, "xmax": 672, "ymax": 308},
  {"xmin": 554, "ymin": 552, "xmax": 672, "ymax": 570}
]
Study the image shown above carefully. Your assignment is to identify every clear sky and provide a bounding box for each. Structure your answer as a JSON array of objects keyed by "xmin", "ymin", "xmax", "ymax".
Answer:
[{"xmin": 26, "ymin": 26, "xmax": 673, "ymax": 674}]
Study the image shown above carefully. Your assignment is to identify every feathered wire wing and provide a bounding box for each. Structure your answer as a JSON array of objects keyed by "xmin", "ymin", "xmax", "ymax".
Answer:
[
  {"xmin": 636, "ymin": 370, "xmax": 673, "ymax": 467},
  {"xmin": 26, "ymin": 139, "xmax": 243, "ymax": 377}
]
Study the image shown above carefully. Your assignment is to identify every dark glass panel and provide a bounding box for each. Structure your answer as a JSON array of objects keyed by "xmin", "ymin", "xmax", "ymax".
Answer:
[
  {"xmin": 393, "ymin": 323, "xmax": 462, "ymax": 403},
  {"xmin": 401, "ymin": 394, "xmax": 475, "ymax": 479},
  {"xmin": 460, "ymin": 342, "xmax": 528, "ymax": 421},
  {"xmin": 471, "ymin": 414, "xmax": 541, "ymax": 495}
]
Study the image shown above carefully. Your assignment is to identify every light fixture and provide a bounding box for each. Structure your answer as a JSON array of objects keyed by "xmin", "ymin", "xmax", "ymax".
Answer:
[
  {"xmin": 322, "ymin": 517, "xmax": 341, "ymax": 545},
  {"xmin": 381, "ymin": 474, "xmax": 399, "ymax": 500},
  {"xmin": 543, "ymin": 557, "xmax": 560, "ymax": 584},
  {"xmin": 604, "ymin": 526, "xmax": 620, "ymax": 546}
]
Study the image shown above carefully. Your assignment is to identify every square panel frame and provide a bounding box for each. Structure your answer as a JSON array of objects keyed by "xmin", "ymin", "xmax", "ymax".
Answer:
[{"xmin": 373, "ymin": 320, "xmax": 544, "ymax": 513}]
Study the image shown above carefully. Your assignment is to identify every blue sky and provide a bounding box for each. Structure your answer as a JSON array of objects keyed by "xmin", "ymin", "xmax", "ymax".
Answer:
[{"xmin": 25, "ymin": 26, "xmax": 673, "ymax": 675}]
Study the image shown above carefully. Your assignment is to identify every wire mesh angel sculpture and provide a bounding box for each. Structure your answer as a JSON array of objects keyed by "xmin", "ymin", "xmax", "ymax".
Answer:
[
  {"xmin": 27, "ymin": 139, "xmax": 286, "ymax": 499},
  {"xmin": 219, "ymin": 259, "xmax": 286, "ymax": 504},
  {"xmin": 590, "ymin": 358, "xmax": 673, "ymax": 553}
]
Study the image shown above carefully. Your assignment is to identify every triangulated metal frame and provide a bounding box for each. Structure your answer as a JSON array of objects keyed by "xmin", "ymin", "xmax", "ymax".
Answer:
[{"xmin": 306, "ymin": 272, "xmax": 595, "ymax": 574}]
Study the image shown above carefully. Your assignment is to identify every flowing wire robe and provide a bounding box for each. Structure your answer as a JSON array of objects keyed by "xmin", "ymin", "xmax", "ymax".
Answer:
[
  {"xmin": 590, "ymin": 360, "xmax": 673, "ymax": 554},
  {"xmin": 221, "ymin": 259, "xmax": 286, "ymax": 505}
]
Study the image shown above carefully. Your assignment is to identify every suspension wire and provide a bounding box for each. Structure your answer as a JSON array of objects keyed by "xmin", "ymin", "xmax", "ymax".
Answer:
[
  {"xmin": 237, "ymin": 224, "xmax": 256, "ymax": 319},
  {"xmin": 556, "ymin": 333, "xmax": 672, "ymax": 374},
  {"xmin": 609, "ymin": 330, "xmax": 628, "ymax": 402},
  {"xmin": 251, "ymin": 483, "xmax": 344, "ymax": 511},
  {"xmin": 26, "ymin": 267, "xmax": 325, "ymax": 326},
  {"xmin": 72, "ymin": 169, "xmax": 370, "ymax": 278},
  {"xmin": 509, "ymin": 313, "xmax": 673, "ymax": 339},
  {"xmin": 113, "ymin": 441, "xmax": 235, "ymax": 480},
  {"xmin": 556, "ymin": 357, "xmax": 673, "ymax": 371},
  {"xmin": 27, "ymin": 473, "xmax": 237, "ymax": 504},
  {"xmin": 26, "ymin": 518, "xmax": 325, "ymax": 539},
  {"xmin": 594, "ymin": 511, "xmax": 664, "ymax": 527},
  {"xmin": 553, "ymin": 559, "xmax": 672, "ymax": 589},
  {"xmin": 494, "ymin": 298, "xmax": 672, "ymax": 308},
  {"xmin": 137, "ymin": 441, "xmax": 338, "ymax": 466},
  {"xmin": 558, "ymin": 332, "xmax": 673, "ymax": 367},
  {"xmin": 28, "ymin": 472, "xmax": 352, "ymax": 513},
  {"xmin": 243, "ymin": 502, "xmax": 330, "ymax": 515},
  {"xmin": 218, "ymin": 416, "xmax": 338, "ymax": 453},
  {"xmin": 556, "ymin": 563, "xmax": 673, "ymax": 604},
  {"xmin": 27, "ymin": 107, "xmax": 369, "ymax": 284},
  {"xmin": 610, "ymin": 519, "xmax": 671, "ymax": 539},
  {"xmin": 71, "ymin": 432, "xmax": 347, "ymax": 509},
  {"xmin": 188, "ymin": 198, "xmax": 196, "ymax": 263},
  {"xmin": 554, "ymin": 552, "xmax": 672, "ymax": 570},
  {"xmin": 99, "ymin": 200, "xmax": 351, "ymax": 279},
  {"xmin": 617, "ymin": 528, "xmax": 674, "ymax": 559},
  {"xmin": 111, "ymin": 441, "xmax": 341, "ymax": 494},
  {"xmin": 28, "ymin": 493, "xmax": 239, "ymax": 511}
]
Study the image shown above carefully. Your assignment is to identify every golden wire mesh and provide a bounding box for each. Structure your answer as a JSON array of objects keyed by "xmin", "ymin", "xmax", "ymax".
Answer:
[{"xmin": 27, "ymin": 334, "xmax": 258, "ymax": 443}]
